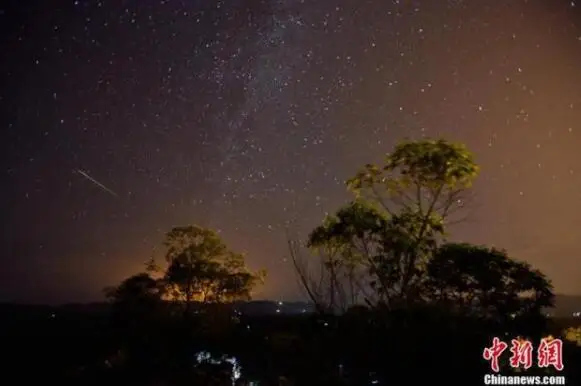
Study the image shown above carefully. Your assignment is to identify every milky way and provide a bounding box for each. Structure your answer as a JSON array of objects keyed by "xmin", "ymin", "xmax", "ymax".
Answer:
[{"xmin": 2, "ymin": 0, "xmax": 581, "ymax": 303}]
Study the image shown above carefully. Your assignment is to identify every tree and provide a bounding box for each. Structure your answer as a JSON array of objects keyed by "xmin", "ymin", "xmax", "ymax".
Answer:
[
  {"xmin": 347, "ymin": 138, "xmax": 478, "ymax": 216},
  {"xmin": 424, "ymin": 243, "xmax": 554, "ymax": 327},
  {"xmin": 160, "ymin": 225, "xmax": 266, "ymax": 315},
  {"xmin": 104, "ymin": 272, "xmax": 168, "ymax": 371},
  {"xmin": 105, "ymin": 272, "xmax": 164, "ymax": 317},
  {"xmin": 287, "ymin": 233, "xmax": 352, "ymax": 314},
  {"xmin": 291, "ymin": 201, "xmax": 388, "ymax": 312},
  {"xmin": 296, "ymin": 138, "xmax": 553, "ymax": 324},
  {"xmin": 344, "ymin": 138, "xmax": 479, "ymax": 304},
  {"xmin": 296, "ymin": 138, "xmax": 479, "ymax": 309}
]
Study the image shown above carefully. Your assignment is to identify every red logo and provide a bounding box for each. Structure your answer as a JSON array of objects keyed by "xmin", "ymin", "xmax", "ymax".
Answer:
[
  {"xmin": 509, "ymin": 338, "xmax": 533, "ymax": 369},
  {"xmin": 483, "ymin": 337, "xmax": 508, "ymax": 372},
  {"xmin": 483, "ymin": 336, "xmax": 565, "ymax": 372},
  {"xmin": 538, "ymin": 337, "xmax": 564, "ymax": 371}
]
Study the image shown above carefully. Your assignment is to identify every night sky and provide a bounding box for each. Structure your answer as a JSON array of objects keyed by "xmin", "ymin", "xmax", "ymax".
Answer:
[{"xmin": 2, "ymin": 0, "xmax": 581, "ymax": 304}]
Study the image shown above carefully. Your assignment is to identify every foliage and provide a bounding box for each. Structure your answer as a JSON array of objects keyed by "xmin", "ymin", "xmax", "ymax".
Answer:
[
  {"xmin": 105, "ymin": 273, "xmax": 162, "ymax": 303},
  {"xmin": 160, "ymin": 225, "xmax": 266, "ymax": 310},
  {"xmin": 86, "ymin": 139, "xmax": 566, "ymax": 386},
  {"xmin": 293, "ymin": 138, "xmax": 553, "ymax": 325},
  {"xmin": 345, "ymin": 139, "xmax": 479, "ymax": 300},
  {"xmin": 104, "ymin": 272, "xmax": 164, "ymax": 322},
  {"xmin": 289, "ymin": 201, "xmax": 387, "ymax": 312},
  {"xmin": 100, "ymin": 225, "xmax": 267, "ymax": 383},
  {"xmin": 424, "ymin": 243, "xmax": 554, "ymax": 327},
  {"xmin": 346, "ymin": 138, "xmax": 479, "ymax": 219},
  {"xmin": 106, "ymin": 224, "xmax": 267, "ymax": 317},
  {"xmin": 296, "ymin": 139, "xmax": 480, "ymax": 307}
]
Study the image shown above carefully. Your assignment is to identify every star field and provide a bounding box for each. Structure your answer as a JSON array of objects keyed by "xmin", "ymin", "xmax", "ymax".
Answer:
[{"xmin": 2, "ymin": 0, "xmax": 581, "ymax": 303}]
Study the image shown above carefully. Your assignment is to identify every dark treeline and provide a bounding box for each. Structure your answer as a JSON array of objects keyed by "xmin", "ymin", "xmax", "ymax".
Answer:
[{"xmin": 4, "ymin": 138, "xmax": 581, "ymax": 385}]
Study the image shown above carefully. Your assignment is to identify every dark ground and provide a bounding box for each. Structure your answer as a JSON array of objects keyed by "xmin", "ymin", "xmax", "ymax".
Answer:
[{"xmin": 2, "ymin": 300, "xmax": 581, "ymax": 386}]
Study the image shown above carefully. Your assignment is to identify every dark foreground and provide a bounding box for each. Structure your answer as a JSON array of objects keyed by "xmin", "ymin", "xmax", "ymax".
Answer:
[{"xmin": 2, "ymin": 303, "xmax": 581, "ymax": 386}]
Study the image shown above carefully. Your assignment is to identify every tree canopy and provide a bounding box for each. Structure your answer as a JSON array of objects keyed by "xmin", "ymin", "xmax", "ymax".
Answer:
[
  {"xmin": 424, "ymin": 243, "xmax": 554, "ymax": 320},
  {"xmin": 161, "ymin": 226, "xmax": 266, "ymax": 307},
  {"xmin": 93, "ymin": 138, "xmax": 568, "ymax": 386},
  {"xmin": 292, "ymin": 138, "xmax": 553, "ymax": 323},
  {"xmin": 107, "ymin": 225, "xmax": 266, "ymax": 319}
]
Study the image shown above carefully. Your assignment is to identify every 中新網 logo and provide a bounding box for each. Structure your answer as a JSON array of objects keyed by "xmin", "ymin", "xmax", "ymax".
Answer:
[{"xmin": 483, "ymin": 336, "xmax": 564, "ymax": 372}]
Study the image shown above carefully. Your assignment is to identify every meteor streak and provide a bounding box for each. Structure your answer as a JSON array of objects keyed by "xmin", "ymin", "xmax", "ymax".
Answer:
[{"xmin": 75, "ymin": 169, "xmax": 118, "ymax": 197}]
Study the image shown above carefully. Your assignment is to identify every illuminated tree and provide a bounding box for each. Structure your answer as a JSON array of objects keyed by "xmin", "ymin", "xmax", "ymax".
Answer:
[
  {"xmin": 160, "ymin": 225, "xmax": 266, "ymax": 315},
  {"xmin": 297, "ymin": 138, "xmax": 478, "ymax": 309},
  {"xmin": 296, "ymin": 138, "xmax": 553, "ymax": 324}
]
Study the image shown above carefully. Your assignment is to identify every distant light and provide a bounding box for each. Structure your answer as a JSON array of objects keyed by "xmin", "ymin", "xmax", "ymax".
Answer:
[
  {"xmin": 50, "ymin": 313, "xmax": 56, "ymax": 318},
  {"xmin": 276, "ymin": 308, "xmax": 281, "ymax": 313},
  {"xmin": 277, "ymin": 301, "xmax": 283, "ymax": 306}
]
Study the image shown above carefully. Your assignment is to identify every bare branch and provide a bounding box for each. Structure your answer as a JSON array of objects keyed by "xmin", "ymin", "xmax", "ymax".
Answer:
[{"xmin": 369, "ymin": 184, "xmax": 393, "ymax": 215}]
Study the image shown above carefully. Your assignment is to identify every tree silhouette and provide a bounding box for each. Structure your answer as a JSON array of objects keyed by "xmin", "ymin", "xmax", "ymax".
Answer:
[
  {"xmin": 159, "ymin": 225, "xmax": 266, "ymax": 315},
  {"xmin": 424, "ymin": 242, "xmax": 554, "ymax": 331},
  {"xmin": 294, "ymin": 138, "xmax": 553, "ymax": 323},
  {"xmin": 102, "ymin": 225, "xmax": 267, "ymax": 383},
  {"xmin": 105, "ymin": 272, "xmax": 164, "ymax": 322},
  {"xmin": 92, "ymin": 140, "xmax": 566, "ymax": 386},
  {"xmin": 104, "ymin": 272, "xmax": 168, "ymax": 375}
]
